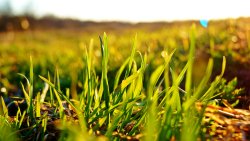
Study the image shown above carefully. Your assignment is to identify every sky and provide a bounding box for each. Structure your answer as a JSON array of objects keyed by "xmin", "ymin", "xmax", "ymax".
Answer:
[{"xmin": 1, "ymin": 0, "xmax": 250, "ymax": 22}]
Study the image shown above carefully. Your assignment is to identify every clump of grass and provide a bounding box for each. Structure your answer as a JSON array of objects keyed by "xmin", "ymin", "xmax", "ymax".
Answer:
[{"xmin": 1, "ymin": 28, "xmax": 233, "ymax": 140}]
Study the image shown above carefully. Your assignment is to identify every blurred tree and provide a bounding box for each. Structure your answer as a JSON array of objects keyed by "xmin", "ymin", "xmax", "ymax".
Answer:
[
  {"xmin": 0, "ymin": 0, "xmax": 13, "ymax": 16},
  {"xmin": 0, "ymin": 0, "xmax": 35, "ymax": 16},
  {"xmin": 21, "ymin": 0, "xmax": 35, "ymax": 17}
]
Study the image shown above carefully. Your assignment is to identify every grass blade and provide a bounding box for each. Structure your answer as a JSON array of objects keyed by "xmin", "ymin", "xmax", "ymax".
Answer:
[
  {"xmin": 185, "ymin": 24, "xmax": 196, "ymax": 98},
  {"xmin": 0, "ymin": 96, "xmax": 8, "ymax": 116}
]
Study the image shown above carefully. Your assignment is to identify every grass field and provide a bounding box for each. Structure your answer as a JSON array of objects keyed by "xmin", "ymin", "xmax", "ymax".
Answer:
[{"xmin": 0, "ymin": 16, "xmax": 250, "ymax": 140}]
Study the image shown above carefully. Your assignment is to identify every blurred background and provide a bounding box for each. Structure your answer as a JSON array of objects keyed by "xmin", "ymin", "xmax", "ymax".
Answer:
[
  {"xmin": 0, "ymin": 0, "xmax": 250, "ymax": 108},
  {"xmin": 0, "ymin": 0, "xmax": 250, "ymax": 22}
]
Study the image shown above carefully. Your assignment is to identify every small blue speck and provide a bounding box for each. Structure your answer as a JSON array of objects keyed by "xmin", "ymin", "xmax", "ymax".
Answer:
[{"xmin": 200, "ymin": 20, "xmax": 208, "ymax": 28}]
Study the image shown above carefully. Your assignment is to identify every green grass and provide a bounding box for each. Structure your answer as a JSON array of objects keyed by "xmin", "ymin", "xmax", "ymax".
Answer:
[
  {"xmin": 1, "ymin": 18, "xmax": 250, "ymax": 95},
  {"xmin": 0, "ymin": 24, "xmax": 241, "ymax": 140}
]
